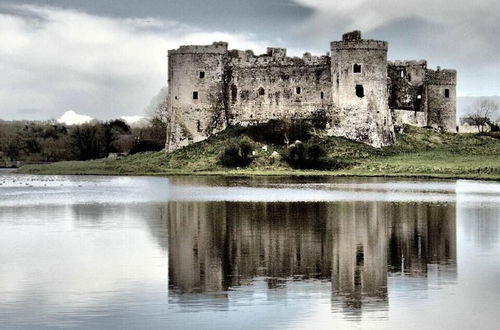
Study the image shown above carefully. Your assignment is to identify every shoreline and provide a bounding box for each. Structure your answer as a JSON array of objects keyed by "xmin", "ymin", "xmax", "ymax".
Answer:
[{"xmin": 15, "ymin": 166, "xmax": 500, "ymax": 182}]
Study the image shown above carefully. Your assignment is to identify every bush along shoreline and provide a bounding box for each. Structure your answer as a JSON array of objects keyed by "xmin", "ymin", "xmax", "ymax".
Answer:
[{"xmin": 17, "ymin": 121, "xmax": 500, "ymax": 181}]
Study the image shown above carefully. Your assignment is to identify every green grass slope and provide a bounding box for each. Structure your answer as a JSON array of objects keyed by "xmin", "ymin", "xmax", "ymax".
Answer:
[{"xmin": 18, "ymin": 126, "xmax": 500, "ymax": 180}]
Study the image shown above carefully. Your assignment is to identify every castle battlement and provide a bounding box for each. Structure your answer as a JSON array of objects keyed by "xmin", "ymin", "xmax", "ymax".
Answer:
[{"xmin": 165, "ymin": 31, "xmax": 457, "ymax": 152}]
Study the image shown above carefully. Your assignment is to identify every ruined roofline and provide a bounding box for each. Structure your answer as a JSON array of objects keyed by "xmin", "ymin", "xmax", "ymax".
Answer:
[
  {"xmin": 168, "ymin": 41, "xmax": 228, "ymax": 55},
  {"xmin": 426, "ymin": 67, "xmax": 457, "ymax": 85},
  {"xmin": 388, "ymin": 60, "xmax": 427, "ymax": 66},
  {"xmin": 227, "ymin": 47, "xmax": 329, "ymax": 66}
]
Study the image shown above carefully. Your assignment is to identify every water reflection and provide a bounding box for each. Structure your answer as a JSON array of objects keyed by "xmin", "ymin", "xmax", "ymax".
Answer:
[{"xmin": 166, "ymin": 201, "xmax": 457, "ymax": 317}]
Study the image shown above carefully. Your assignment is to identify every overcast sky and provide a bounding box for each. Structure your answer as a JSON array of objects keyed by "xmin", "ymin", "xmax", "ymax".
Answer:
[{"xmin": 0, "ymin": 0, "xmax": 499, "ymax": 120}]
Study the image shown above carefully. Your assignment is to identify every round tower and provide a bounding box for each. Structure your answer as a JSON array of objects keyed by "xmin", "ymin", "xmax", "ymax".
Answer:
[{"xmin": 329, "ymin": 31, "xmax": 395, "ymax": 147}]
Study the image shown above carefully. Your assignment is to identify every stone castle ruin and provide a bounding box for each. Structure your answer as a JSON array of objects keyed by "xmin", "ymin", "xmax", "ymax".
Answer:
[{"xmin": 166, "ymin": 31, "xmax": 456, "ymax": 150}]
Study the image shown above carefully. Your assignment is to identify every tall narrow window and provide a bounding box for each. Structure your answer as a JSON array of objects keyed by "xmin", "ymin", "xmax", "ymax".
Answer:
[
  {"xmin": 320, "ymin": 91, "xmax": 324, "ymax": 99},
  {"xmin": 231, "ymin": 84, "xmax": 238, "ymax": 104},
  {"xmin": 445, "ymin": 89, "xmax": 450, "ymax": 98},
  {"xmin": 193, "ymin": 91, "xmax": 198, "ymax": 100},
  {"xmin": 296, "ymin": 87, "xmax": 301, "ymax": 94},
  {"xmin": 400, "ymin": 70, "xmax": 404, "ymax": 78},
  {"xmin": 355, "ymin": 85, "xmax": 364, "ymax": 98},
  {"xmin": 199, "ymin": 71, "xmax": 205, "ymax": 78},
  {"xmin": 353, "ymin": 64, "xmax": 361, "ymax": 73}
]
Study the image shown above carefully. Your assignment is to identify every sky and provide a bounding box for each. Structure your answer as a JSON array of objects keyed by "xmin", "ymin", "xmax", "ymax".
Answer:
[{"xmin": 0, "ymin": 0, "xmax": 499, "ymax": 121}]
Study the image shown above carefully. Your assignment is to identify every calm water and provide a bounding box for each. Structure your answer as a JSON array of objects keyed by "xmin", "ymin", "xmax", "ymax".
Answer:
[{"xmin": 1, "ymin": 172, "xmax": 500, "ymax": 329}]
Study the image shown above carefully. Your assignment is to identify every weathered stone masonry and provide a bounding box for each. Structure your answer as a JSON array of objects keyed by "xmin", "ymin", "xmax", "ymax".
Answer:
[{"xmin": 166, "ymin": 31, "xmax": 456, "ymax": 151}]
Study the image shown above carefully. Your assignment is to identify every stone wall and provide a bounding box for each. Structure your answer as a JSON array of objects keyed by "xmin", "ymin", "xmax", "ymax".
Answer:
[{"xmin": 226, "ymin": 52, "xmax": 332, "ymax": 124}]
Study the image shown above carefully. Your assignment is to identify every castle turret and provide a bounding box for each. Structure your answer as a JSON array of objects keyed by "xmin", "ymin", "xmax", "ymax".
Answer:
[
  {"xmin": 329, "ymin": 31, "xmax": 395, "ymax": 147},
  {"xmin": 166, "ymin": 42, "xmax": 228, "ymax": 151},
  {"xmin": 426, "ymin": 68, "xmax": 457, "ymax": 131}
]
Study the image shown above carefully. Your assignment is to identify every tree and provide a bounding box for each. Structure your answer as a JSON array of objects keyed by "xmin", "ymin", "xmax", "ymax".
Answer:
[
  {"xmin": 69, "ymin": 123, "xmax": 101, "ymax": 160},
  {"xmin": 467, "ymin": 99, "xmax": 499, "ymax": 132}
]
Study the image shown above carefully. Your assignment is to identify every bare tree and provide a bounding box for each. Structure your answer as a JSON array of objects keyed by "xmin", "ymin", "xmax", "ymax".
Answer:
[{"xmin": 467, "ymin": 99, "xmax": 499, "ymax": 132}]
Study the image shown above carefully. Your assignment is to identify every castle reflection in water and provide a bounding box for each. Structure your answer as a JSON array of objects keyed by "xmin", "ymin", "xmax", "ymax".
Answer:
[{"xmin": 166, "ymin": 201, "xmax": 456, "ymax": 312}]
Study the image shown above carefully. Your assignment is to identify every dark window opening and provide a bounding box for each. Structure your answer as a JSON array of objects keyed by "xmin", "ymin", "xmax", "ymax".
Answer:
[
  {"xmin": 193, "ymin": 91, "xmax": 198, "ymax": 100},
  {"xmin": 231, "ymin": 84, "xmax": 237, "ymax": 104},
  {"xmin": 199, "ymin": 71, "xmax": 205, "ymax": 78},
  {"xmin": 355, "ymin": 85, "xmax": 364, "ymax": 98},
  {"xmin": 258, "ymin": 87, "xmax": 265, "ymax": 96},
  {"xmin": 408, "ymin": 74, "xmax": 412, "ymax": 82},
  {"xmin": 196, "ymin": 120, "xmax": 201, "ymax": 132},
  {"xmin": 174, "ymin": 96, "xmax": 178, "ymax": 100},
  {"xmin": 445, "ymin": 89, "xmax": 450, "ymax": 98},
  {"xmin": 353, "ymin": 63, "xmax": 361, "ymax": 73},
  {"xmin": 320, "ymin": 91, "xmax": 324, "ymax": 99},
  {"xmin": 296, "ymin": 87, "xmax": 301, "ymax": 94}
]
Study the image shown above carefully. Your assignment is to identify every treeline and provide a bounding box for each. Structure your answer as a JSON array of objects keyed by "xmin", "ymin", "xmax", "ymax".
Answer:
[{"xmin": 0, "ymin": 118, "xmax": 167, "ymax": 165}]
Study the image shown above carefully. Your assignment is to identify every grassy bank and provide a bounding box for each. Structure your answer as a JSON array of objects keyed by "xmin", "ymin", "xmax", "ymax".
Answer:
[{"xmin": 18, "ymin": 125, "xmax": 500, "ymax": 180}]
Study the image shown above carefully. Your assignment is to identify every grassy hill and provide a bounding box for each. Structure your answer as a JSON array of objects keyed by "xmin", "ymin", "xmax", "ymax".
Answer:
[{"xmin": 18, "ymin": 125, "xmax": 500, "ymax": 180}]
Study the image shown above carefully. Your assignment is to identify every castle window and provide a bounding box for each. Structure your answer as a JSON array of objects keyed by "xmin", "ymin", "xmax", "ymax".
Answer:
[
  {"xmin": 193, "ymin": 91, "xmax": 198, "ymax": 100},
  {"xmin": 320, "ymin": 91, "xmax": 324, "ymax": 99},
  {"xmin": 196, "ymin": 120, "xmax": 201, "ymax": 132},
  {"xmin": 258, "ymin": 87, "xmax": 265, "ymax": 96},
  {"xmin": 199, "ymin": 71, "xmax": 205, "ymax": 78},
  {"xmin": 408, "ymin": 74, "xmax": 412, "ymax": 82},
  {"xmin": 296, "ymin": 87, "xmax": 301, "ymax": 94},
  {"xmin": 400, "ymin": 70, "xmax": 404, "ymax": 78},
  {"xmin": 353, "ymin": 64, "xmax": 362, "ymax": 73},
  {"xmin": 445, "ymin": 89, "xmax": 450, "ymax": 98},
  {"xmin": 355, "ymin": 85, "xmax": 364, "ymax": 98}
]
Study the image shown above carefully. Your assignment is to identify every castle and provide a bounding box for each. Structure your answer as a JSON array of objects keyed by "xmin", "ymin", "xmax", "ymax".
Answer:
[{"xmin": 165, "ymin": 31, "xmax": 456, "ymax": 150}]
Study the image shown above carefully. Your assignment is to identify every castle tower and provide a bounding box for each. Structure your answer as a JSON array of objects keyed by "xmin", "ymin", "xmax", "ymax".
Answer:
[
  {"xmin": 330, "ymin": 31, "xmax": 395, "ymax": 147},
  {"xmin": 166, "ymin": 42, "xmax": 228, "ymax": 151},
  {"xmin": 426, "ymin": 68, "xmax": 457, "ymax": 131}
]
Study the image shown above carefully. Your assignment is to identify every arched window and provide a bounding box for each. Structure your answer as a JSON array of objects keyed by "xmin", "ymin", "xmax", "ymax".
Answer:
[
  {"xmin": 320, "ymin": 91, "xmax": 324, "ymax": 99},
  {"xmin": 355, "ymin": 85, "xmax": 364, "ymax": 98},
  {"xmin": 353, "ymin": 64, "xmax": 362, "ymax": 73},
  {"xmin": 258, "ymin": 87, "xmax": 265, "ymax": 96}
]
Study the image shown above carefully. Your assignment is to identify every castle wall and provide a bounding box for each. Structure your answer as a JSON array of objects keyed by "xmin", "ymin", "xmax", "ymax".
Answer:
[
  {"xmin": 426, "ymin": 69, "xmax": 457, "ymax": 131},
  {"xmin": 226, "ymin": 52, "xmax": 332, "ymax": 124},
  {"xmin": 330, "ymin": 32, "xmax": 395, "ymax": 147},
  {"xmin": 391, "ymin": 109, "xmax": 427, "ymax": 128}
]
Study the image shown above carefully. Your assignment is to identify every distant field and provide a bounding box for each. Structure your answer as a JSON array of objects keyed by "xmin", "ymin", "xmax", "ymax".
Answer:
[{"xmin": 18, "ymin": 125, "xmax": 500, "ymax": 181}]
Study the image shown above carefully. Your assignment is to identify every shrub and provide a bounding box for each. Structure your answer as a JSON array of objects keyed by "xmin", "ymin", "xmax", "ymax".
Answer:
[
  {"xmin": 245, "ymin": 119, "xmax": 313, "ymax": 145},
  {"xmin": 129, "ymin": 140, "xmax": 164, "ymax": 154},
  {"xmin": 220, "ymin": 137, "xmax": 254, "ymax": 167},
  {"xmin": 283, "ymin": 141, "xmax": 341, "ymax": 170}
]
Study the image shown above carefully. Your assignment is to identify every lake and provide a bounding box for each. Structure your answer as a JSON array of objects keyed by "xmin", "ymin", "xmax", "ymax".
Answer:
[{"xmin": 1, "ymin": 172, "xmax": 500, "ymax": 329}]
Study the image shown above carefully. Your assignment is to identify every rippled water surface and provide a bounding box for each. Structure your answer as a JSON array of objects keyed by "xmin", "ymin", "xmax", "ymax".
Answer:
[{"xmin": 1, "ymin": 172, "xmax": 500, "ymax": 329}]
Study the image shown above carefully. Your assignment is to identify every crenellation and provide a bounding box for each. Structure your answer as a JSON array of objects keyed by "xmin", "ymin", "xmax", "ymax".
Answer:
[{"xmin": 165, "ymin": 31, "xmax": 457, "ymax": 151}]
